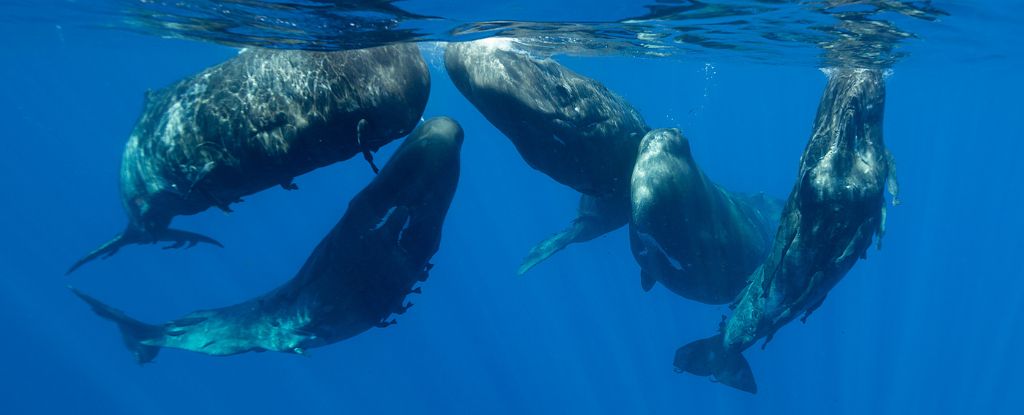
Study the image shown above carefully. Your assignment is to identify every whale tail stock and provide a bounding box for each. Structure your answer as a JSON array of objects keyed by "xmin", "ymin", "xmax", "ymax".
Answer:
[
  {"xmin": 66, "ymin": 226, "xmax": 223, "ymax": 275},
  {"xmin": 69, "ymin": 287, "xmax": 162, "ymax": 364},
  {"xmin": 674, "ymin": 335, "xmax": 757, "ymax": 394}
]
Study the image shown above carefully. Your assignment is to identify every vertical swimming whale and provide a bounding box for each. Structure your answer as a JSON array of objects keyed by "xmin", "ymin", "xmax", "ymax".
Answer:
[
  {"xmin": 630, "ymin": 128, "xmax": 781, "ymax": 304},
  {"xmin": 674, "ymin": 69, "xmax": 896, "ymax": 393},
  {"xmin": 68, "ymin": 44, "xmax": 430, "ymax": 274},
  {"xmin": 71, "ymin": 116, "xmax": 463, "ymax": 362}
]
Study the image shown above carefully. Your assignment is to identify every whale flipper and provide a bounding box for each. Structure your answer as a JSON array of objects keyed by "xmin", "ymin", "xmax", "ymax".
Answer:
[
  {"xmin": 640, "ymin": 270, "xmax": 656, "ymax": 292},
  {"xmin": 66, "ymin": 227, "xmax": 223, "ymax": 275},
  {"xmin": 69, "ymin": 287, "xmax": 162, "ymax": 364},
  {"xmin": 674, "ymin": 335, "xmax": 757, "ymax": 394},
  {"xmin": 160, "ymin": 228, "xmax": 223, "ymax": 250}
]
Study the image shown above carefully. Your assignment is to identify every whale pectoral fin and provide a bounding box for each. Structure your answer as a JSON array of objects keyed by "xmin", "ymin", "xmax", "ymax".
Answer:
[
  {"xmin": 189, "ymin": 178, "xmax": 234, "ymax": 213},
  {"xmin": 886, "ymin": 149, "xmax": 900, "ymax": 206},
  {"xmin": 69, "ymin": 287, "xmax": 162, "ymax": 364},
  {"xmin": 356, "ymin": 118, "xmax": 381, "ymax": 174},
  {"xmin": 162, "ymin": 240, "xmax": 186, "ymax": 250},
  {"xmin": 184, "ymin": 161, "xmax": 217, "ymax": 195},
  {"xmin": 640, "ymin": 270, "xmax": 656, "ymax": 292},
  {"xmin": 361, "ymin": 149, "xmax": 380, "ymax": 175},
  {"xmin": 184, "ymin": 161, "xmax": 237, "ymax": 213},
  {"xmin": 280, "ymin": 179, "xmax": 299, "ymax": 191},
  {"xmin": 207, "ymin": 193, "xmax": 235, "ymax": 213},
  {"xmin": 158, "ymin": 228, "xmax": 224, "ymax": 251},
  {"xmin": 760, "ymin": 332, "xmax": 775, "ymax": 350}
]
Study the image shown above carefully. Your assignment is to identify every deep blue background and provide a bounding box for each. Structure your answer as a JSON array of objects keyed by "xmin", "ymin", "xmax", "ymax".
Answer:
[{"xmin": 1, "ymin": 14, "xmax": 1023, "ymax": 415}]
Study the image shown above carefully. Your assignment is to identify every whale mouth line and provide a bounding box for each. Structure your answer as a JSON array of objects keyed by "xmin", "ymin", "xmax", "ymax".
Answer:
[{"xmin": 635, "ymin": 230, "xmax": 685, "ymax": 272}]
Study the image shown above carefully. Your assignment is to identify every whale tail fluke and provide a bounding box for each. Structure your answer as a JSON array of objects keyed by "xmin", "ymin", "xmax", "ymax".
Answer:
[
  {"xmin": 674, "ymin": 335, "xmax": 757, "ymax": 394},
  {"xmin": 66, "ymin": 233, "xmax": 130, "ymax": 275},
  {"xmin": 69, "ymin": 287, "xmax": 162, "ymax": 364},
  {"xmin": 517, "ymin": 222, "xmax": 585, "ymax": 276},
  {"xmin": 517, "ymin": 195, "xmax": 629, "ymax": 276},
  {"xmin": 66, "ymin": 227, "xmax": 223, "ymax": 275}
]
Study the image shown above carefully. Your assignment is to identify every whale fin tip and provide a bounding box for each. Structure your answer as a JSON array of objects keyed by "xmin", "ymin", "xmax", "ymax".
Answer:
[
  {"xmin": 517, "ymin": 225, "xmax": 583, "ymax": 276},
  {"xmin": 69, "ymin": 287, "xmax": 162, "ymax": 364},
  {"xmin": 67, "ymin": 227, "xmax": 222, "ymax": 275},
  {"xmin": 66, "ymin": 232, "xmax": 131, "ymax": 275},
  {"xmin": 640, "ymin": 270, "xmax": 656, "ymax": 292}
]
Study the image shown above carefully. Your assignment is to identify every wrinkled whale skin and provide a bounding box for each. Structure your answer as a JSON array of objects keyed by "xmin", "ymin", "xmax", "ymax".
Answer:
[
  {"xmin": 72, "ymin": 116, "xmax": 463, "ymax": 363},
  {"xmin": 69, "ymin": 43, "xmax": 430, "ymax": 274},
  {"xmin": 674, "ymin": 69, "xmax": 893, "ymax": 394},
  {"xmin": 444, "ymin": 40, "xmax": 648, "ymax": 197},
  {"xmin": 444, "ymin": 40, "xmax": 649, "ymax": 274}
]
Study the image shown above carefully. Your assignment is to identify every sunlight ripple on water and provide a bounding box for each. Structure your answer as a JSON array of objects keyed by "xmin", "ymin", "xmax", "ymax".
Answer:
[{"xmin": 2, "ymin": 1, "xmax": 1018, "ymax": 67}]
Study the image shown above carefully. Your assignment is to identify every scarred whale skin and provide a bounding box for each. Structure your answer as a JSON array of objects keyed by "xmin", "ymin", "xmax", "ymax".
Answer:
[
  {"xmin": 630, "ymin": 128, "xmax": 781, "ymax": 304},
  {"xmin": 673, "ymin": 69, "xmax": 895, "ymax": 394},
  {"xmin": 71, "ymin": 116, "xmax": 463, "ymax": 363},
  {"xmin": 444, "ymin": 39, "xmax": 649, "ymax": 274},
  {"xmin": 68, "ymin": 43, "xmax": 430, "ymax": 274}
]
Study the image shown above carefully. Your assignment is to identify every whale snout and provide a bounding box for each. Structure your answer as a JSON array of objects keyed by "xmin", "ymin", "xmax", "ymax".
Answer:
[
  {"xmin": 637, "ymin": 129, "xmax": 694, "ymax": 169},
  {"xmin": 411, "ymin": 116, "xmax": 464, "ymax": 150}
]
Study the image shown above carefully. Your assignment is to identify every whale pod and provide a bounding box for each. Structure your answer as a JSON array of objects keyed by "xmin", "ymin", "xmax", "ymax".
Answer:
[
  {"xmin": 69, "ymin": 43, "xmax": 431, "ymax": 274},
  {"xmin": 444, "ymin": 39, "xmax": 649, "ymax": 274},
  {"xmin": 72, "ymin": 116, "xmax": 463, "ymax": 362},
  {"xmin": 630, "ymin": 128, "xmax": 781, "ymax": 304},
  {"xmin": 674, "ymin": 69, "xmax": 895, "ymax": 394}
]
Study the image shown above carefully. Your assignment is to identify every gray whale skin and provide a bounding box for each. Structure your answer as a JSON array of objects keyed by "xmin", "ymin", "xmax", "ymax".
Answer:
[
  {"xmin": 444, "ymin": 40, "xmax": 649, "ymax": 275},
  {"xmin": 630, "ymin": 128, "xmax": 781, "ymax": 305},
  {"xmin": 674, "ymin": 69, "xmax": 895, "ymax": 394}
]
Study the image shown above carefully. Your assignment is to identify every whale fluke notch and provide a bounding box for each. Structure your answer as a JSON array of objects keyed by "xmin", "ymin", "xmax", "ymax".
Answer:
[
  {"xmin": 674, "ymin": 335, "xmax": 757, "ymax": 394},
  {"xmin": 69, "ymin": 287, "xmax": 162, "ymax": 364},
  {"xmin": 66, "ymin": 227, "xmax": 223, "ymax": 275}
]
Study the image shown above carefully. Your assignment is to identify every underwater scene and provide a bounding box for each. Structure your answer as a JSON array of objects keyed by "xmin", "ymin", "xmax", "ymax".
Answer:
[{"xmin": 1, "ymin": 1, "xmax": 1022, "ymax": 413}]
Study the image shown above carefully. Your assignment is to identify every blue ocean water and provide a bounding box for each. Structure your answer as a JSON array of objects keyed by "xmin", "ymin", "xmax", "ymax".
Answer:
[{"xmin": 1, "ymin": 1, "xmax": 1022, "ymax": 413}]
